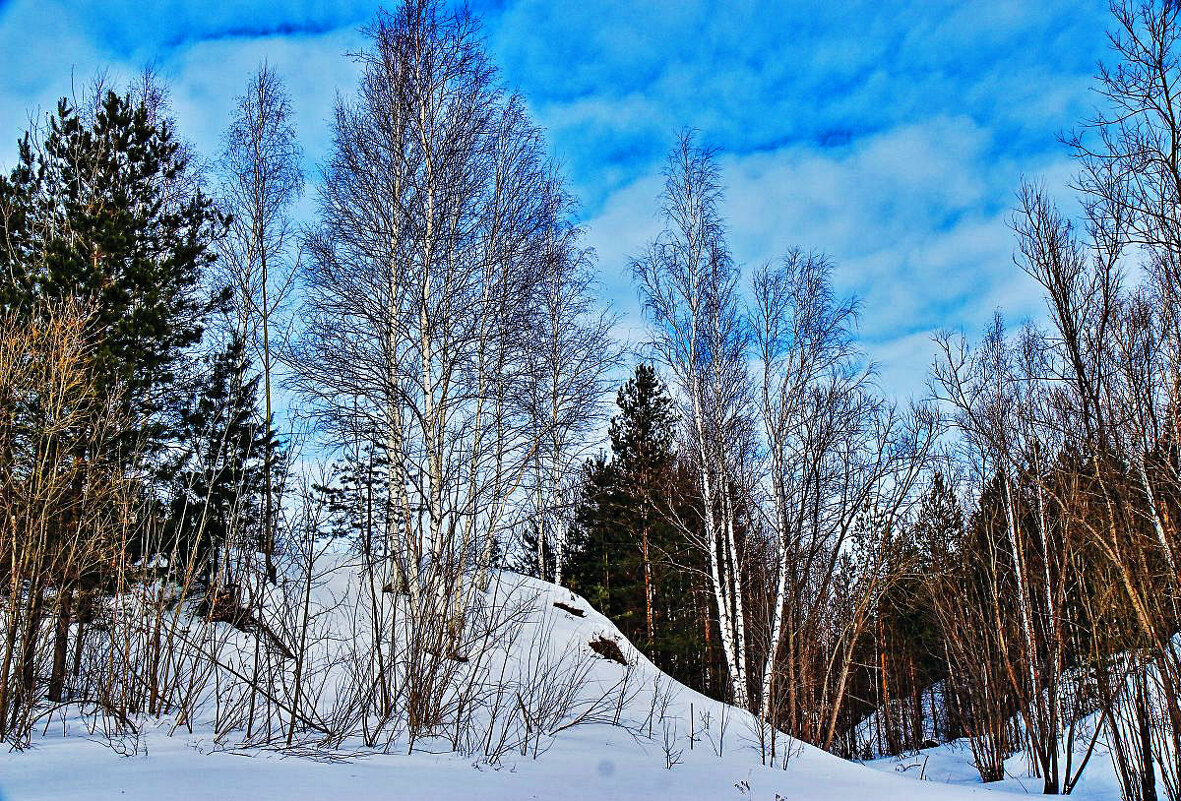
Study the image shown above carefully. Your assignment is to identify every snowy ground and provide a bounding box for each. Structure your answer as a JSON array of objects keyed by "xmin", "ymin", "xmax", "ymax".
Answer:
[
  {"xmin": 0, "ymin": 562, "xmax": 1117, "ymax": 800},
  {"xmin": 0, "ymin": 722, "xmax": 1046, "ymax": 801},
  {"xmin": 864, "ymin": 741, "xmax": 1125, "ymax": 799}
]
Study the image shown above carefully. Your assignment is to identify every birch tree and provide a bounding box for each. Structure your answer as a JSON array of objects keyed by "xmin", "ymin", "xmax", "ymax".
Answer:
[
  {"xmin": 293, "ymin": 2, "xmax": 609, "ymax": 692},
  {"xmin": 749, "ymin": 249, "xmax": 865, "ymax": 722},
  {"xmin": 218, "ymin": 63, "xmax": 303, "ymax": 582},
  {"xmin": 634, "ymin": 132, "xmax": 755, "ymax": 709},
  {"xmin": 523, "ymin": 200, "xmax": 621, "ymax": 584}
]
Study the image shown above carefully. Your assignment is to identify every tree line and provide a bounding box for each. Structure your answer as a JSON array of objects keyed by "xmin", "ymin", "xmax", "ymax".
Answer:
[{"xmin": 547, "ymin": 4, "xmax": 1181, "ymax": 798}]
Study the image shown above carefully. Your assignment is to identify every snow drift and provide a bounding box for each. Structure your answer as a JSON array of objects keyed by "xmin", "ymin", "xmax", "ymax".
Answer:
[{"xmin": 0, "ymin": 554, "xmax": 1061, "ymax": 800}]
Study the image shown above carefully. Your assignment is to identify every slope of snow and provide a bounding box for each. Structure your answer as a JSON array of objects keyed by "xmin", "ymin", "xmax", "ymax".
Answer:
[{"xmin": 0, "ymin": 557, "xmax": 1075, "ymax": 800}]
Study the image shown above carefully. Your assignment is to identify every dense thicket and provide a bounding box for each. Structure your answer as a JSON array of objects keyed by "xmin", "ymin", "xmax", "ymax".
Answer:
[{"xmin": 0, "ymin": 84, "xmax": 232, "ymax": 740}]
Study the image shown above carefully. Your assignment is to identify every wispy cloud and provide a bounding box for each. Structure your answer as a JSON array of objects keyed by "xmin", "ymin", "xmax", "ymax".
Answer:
[
  {"xmin": 162, "ymin": 19, "xmax": 355, "ymax": 49},
  {"xmin": 31, "ymin": 1, "xmax": 372, "ymax": 56}
]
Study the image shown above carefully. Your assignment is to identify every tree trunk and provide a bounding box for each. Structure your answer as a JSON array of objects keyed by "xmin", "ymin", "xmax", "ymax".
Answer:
[{"xmin": 48, "ymin": 587, "xmax": 72, "ymax": 703}]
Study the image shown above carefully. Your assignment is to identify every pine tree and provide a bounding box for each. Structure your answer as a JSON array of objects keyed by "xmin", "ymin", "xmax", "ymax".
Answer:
[
  {"xmin": 607, "ymin": 364, "xmax": 675, "ymax": 645},
  {"xmin": 0, "ymin": 87, "xmax": 228, "ymax": 706},
  {"xmin": 871, "ymin": 473, "xmax": 963, "ymax": 751},
  {"xmin": 0, "ymin": 90, "xmax": 226, "ymax": 456},
  {"xmin": 566, "ymin": 365, "xmax": 721, "ymax": 693},
  {"xmin": 510, "ymin": 517, "xmax": 559, "ymax": 582},
  {"xmin": 314, "ymin": 441, "xmax": 390, "ymax": 550},
  {"xmin": 565, "ymin": 452, "xmax": 624, "ymax": 612}
]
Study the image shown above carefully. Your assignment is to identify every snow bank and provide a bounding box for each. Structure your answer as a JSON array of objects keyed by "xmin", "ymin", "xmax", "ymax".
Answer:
[{"xmin": 0, "ymin": 556, "xmax": 1049, "ymax": 800}]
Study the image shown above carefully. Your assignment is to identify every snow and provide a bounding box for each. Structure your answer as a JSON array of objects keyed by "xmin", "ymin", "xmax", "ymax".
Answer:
[
  {"xmin": 0, "ymin": 558, "xmax": 1115, "ymax": 799},
  {"xmin": 865, "ymin": 740, "xmax": 1124, "ymax": 799}
]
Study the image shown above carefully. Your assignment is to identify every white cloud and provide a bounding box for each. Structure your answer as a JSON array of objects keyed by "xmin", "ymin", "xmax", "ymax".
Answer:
[{"xmin": 580, "ymin": 114, "xmax": 1078, "ymax": 398}]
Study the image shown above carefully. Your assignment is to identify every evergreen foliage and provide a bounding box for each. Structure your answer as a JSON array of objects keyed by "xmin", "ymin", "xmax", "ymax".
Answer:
[
  {"xmin": 0, "ymin": 90, "xmax": 226, "ymax": 454},
  {"xmin": 566, "ymin": 365, "xmax": 724, "ymax": 695},
  {"xmin": 166, "ymin": 334, "xmax": 282, "ymax": 582},
  {"xmin": 314, "ymin": 441, "xmax": 390, "ymax": 549}
]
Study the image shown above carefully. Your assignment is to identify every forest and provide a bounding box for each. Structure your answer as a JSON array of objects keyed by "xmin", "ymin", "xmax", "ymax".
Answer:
[{"xmin": 2, "ymin": 1, "xmax": 1181, "ymax": 799}]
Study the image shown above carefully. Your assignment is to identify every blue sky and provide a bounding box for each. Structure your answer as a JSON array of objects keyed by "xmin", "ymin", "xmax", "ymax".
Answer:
[{"xmin": 0, "ymin": 0, "xmax": 1113, "ymax": 398}]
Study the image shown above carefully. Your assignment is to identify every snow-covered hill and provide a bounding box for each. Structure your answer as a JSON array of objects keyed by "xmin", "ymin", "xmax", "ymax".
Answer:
[{"xmin": 0, "ymin": 557, "xmax": 1085, "ymax": 800}]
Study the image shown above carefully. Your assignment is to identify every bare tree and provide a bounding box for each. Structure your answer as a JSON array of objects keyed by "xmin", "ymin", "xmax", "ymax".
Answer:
[
  {"xmin": 634, "ymin": 132, "xmax": 755, "ymax": 709},
  {"xmin": 749, "ymin": 249, "xmax": 865, "ymax": 723},
  {"xmin": 291, "ymin": 3, "xmax": 616, "ymax": 736},
  {"xmin": 522, "ymin": 195, "xmax": 621, "ymax": 584},
  {"xmin": 218, "ymin": 63, "xmax": 303, "ymax": 583}
]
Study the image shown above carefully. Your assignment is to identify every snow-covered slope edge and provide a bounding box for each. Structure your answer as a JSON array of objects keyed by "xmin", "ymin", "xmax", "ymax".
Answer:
[{"xmin": 1, "ymin": 556, "xmax": 1032, "ymax": 801}]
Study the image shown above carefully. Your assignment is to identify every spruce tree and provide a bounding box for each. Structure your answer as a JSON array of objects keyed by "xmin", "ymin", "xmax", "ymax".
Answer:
[{"xmin": 167, "ymin": 335, "xmax": 281, "ymax": 583}]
